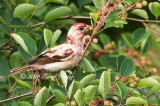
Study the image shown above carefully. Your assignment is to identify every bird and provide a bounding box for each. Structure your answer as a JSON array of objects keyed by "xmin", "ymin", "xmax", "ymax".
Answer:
[{"xmin": 10, "ymin": 23, "xmax": 92, "ymax": 76}]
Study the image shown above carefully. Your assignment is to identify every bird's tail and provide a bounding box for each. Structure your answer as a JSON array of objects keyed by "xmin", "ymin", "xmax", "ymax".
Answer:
[{"xmin": 10, "ymin": 66, "xmax": 31, "ymax": 76}]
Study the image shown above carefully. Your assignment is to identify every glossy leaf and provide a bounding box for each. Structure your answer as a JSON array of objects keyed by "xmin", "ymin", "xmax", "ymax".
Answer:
[
  {"xmin": 74, "ymin": 89, "xmax": 85, "ymax": 106},
  {"xmin": 81, "ymin": 58, "xmax": 96, "ymax": 72},
  {"xmin": 10, "ymin": 52, "xmax": 24, "ymax": 68},
  {"xmin": 132, "ymin": 28, "xmax": 150, "ymax": 47},
  {"xmin": 0, "ymin": 56, "xmax": 10, "ymax": 76},
  {"xmin": 34, "ymin": 87, "xmax": 49, "ymax": 106},
  {"xmin": 126, "ymin": 97, "xmax": 148, "ymax": 106},
  {"xmin": 16, "ymin": 79, "xmax": 30, "ymax": 88},
  {"xmin": 149, "ymin": 2, "xmax": 160, "ymax": 18},
  {"xmin": 18, "ymin": 101, "xmax": 32, "ymax": 106},
  {"xmin": 44, "ymin": 7, "xmax": 72, "ymax": 22},
  {"xmin": 11, "ymin": 32, "xmax": 37, "ymax": 56},
  {"xmin": 84, "ymin": 85, "xmax": 97, "ymax": 104},
  {"xmin": 68, "ymin": 80, "xmax": 80, "ymax": 99},
  {"xmin": 90, "ymin": 13, "xmax": 99, "ymax": 22},
  {"xmin": 98, "ymin": 70, "xmax": 111, "ymax": 99},
  {"xmin": 148, "ymin": 85, "xmax": 160, "ymax": 95},
  {"xmin": 80, "ymin": 74, "xmax": 96, "ymax": 88},
  {"xmin": 60, "ymin": 70, "xmax": 68, "ymax": 89},
  {"xmin": 131, "ymin": 9, "xmax": 149, "ymax": 19},
  {"xmin": 10, "ymin": 18, "xmax": 26, "ymax": 28},
  {"xmin": 50, "ymin": 29, "xmax": 62, "ymax": 47},
  {"xmin": 120, "ymin": 58, "xmax": 136, "ymax": 77},
  {"xmin": 116, "ymin": 55, "xmax": 127, "ymax": 72},
  {"xmin": 44, "ymin": 28, "xmax": 52, "ymax": 47},
  {"xmin": 45, "ymin": 0, "xmax": 64, "ymax": 4},
  {"xmin": 117, "ymin": 81, "xmax": 128, "ymax": 99},
  {"xmin": 54, "ymin": 103, "xmax": 66, "ymax": 106},
  {"xmin": 14, "ymin": 3, "xmax": 36, "ymax": 19},
  {"xmin": 127, "ymin": 87, "xmax": 140, "ymax": 96},
  {"xmin": 51, "ymin": 89, "xmax": 67, "ymax": 103},
  {"xmin": 92, "ymin": 0, "xmax": 105, "ymax": 10},
  {"xmin": 137, "ymin": 78, "xmax": 160, "ymax": 88}
]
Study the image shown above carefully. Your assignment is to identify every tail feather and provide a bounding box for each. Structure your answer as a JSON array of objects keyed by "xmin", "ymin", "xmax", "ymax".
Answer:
[{"xmin": 10, "ymin": 66, "xmax": 31, "ymax": 76}]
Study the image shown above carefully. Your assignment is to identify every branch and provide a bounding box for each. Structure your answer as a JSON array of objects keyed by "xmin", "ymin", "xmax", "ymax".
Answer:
[
  {"xmin": 0, "ymin": 92, "xmax": 34, "ymax": 104},
  {"xmin": 127, "ymin": 18, "xmax": 160, "ymax": 23}
]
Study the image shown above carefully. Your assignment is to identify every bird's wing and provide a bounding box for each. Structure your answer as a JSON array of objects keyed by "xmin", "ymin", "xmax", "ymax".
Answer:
[{"xmin": 29, "ymin": 44, "xmax": 74, "ymax": 65}]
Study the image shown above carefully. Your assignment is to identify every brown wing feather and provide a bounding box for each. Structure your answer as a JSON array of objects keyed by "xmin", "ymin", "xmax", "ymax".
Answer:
[{"xmin": 30, "ymin": 48, "xmax": 74, "ymax": 65}]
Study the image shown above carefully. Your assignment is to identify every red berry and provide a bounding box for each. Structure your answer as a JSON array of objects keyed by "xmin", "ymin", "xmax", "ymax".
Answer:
[
  {"xmin": 104, "ymin": 100, "xmax": 110, "ymax": 105},
  {"xmin": 120, "ymin": 77, "xmax": 127, "ymax": 82},
  {"xmin": 94, "ymin": 51, "xmax": 101, "ymax": 58},
  {"xmin": 97, "ymin": 99, "xmax": 103, "ymax": 104}
]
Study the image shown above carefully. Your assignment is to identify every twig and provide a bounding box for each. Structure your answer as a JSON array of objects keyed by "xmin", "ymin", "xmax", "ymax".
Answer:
[
  {"xmin": 0, "ymin": 41, "xmax": 10, "ymax": 50},
  {"xmin": 127, "ymin": 18, "xmax": 160, "ymax": 23},
  {"xmin": 0, "ymin": 92, "xmax": 34, "ymax": 104}
]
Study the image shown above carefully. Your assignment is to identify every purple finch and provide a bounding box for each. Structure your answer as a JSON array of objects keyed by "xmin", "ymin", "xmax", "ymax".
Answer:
[{"xmin": 10, "ymin": 23, "xmax": 92, "ymax": 75}]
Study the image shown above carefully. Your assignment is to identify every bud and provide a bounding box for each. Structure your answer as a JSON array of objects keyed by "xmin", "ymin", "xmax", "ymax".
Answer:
[
  {"xmin": 135, "ymin": 2, "xmax": 142, "ymax": 9},
  {"xmin": 92, "ymin": 38, "xmax": 98, "ymax": 43},
  {"xmin": 130, "ymin": 73, "xmax": 136, "ymax": 78},
  {"xmin": 91, "ymin": 99, "xmax": 97, "ymax": 104},
  {"xmin": 142, "ymin": 1, "xmax": 147, "ymax": 6},
  {"xmin": 135, "ymin": 77, "xmax": 140, "ymax": 82},
  {"xmin": 115, "ymin": 75, "xmax": 120, "ymax": 81},
  {"xmin": 71, "ymin": 101, "xmax": 76, "ymax": 106},
  {"xmin": 97, "ymin": 10, "xmax": 102, "ymax": 14}
]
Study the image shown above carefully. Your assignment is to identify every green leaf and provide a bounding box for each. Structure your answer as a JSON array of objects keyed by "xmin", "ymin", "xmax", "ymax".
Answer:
[
  {"xmin": 98, "ymin": 70, "xmax": 111, "ymax": 100},
  {"xmin": 120, "ymin": 58, "xmax": 136, "ymax": 77},
  {"xmin": 126, "ymin": 97, "xmax": 148, "ymax": 106},
  {"xmin": 10, "ymin": 18, "xmax": 26, "ymax": 28},
  {"xmin": 81, "ymin": 58, "xmax": 96, "ymax": 72},
  {"xmin": 34, "ymin": 87, "xmax": 50, "ymax": 106},
  {"xmin": 60, "ymin": 70, "xmax": 68, "ymax": 89},
  {"xmin": 74, "ymin": 89, "xmax": 85, "ymax": 106},
  {"xmin": 121, "ymin": 33, "xmax": 134, "ymax": 49},
  {"xmin": 16, "ymin": 79, "xmax": 30, "ymax": 88},
  {"xmin": 68, "ymin": 80, "xmax": 80, "ymax": 99},
  {"xmin": 131, "ymin": 9, "xmax": 149, "ymax": 19},
  {"xmin": 90, "ymin": 12, "xmax": 99, "ymax": 22},
  {"xmin": 0, "ymin": 56, "xmax": 10, "ymax": 76},
  {"xmin": 54, "ymin": 103, "xmax": 66, "ymax": 106},
  {"xmin": 148, "ymin": 85, "xmax": 160, "ymax": 96},
  {"xmin": 132, "ymin": 28, "xmax": 150, "ymax": 48},
  {"xmin": 44, "ymin": 6, "xmax": 72, "ymax": 22},
  {"xmin": 84, "ymin": 5, "xmax": 97, "ymax": 12},
  {"xmin": 18, "ymin": 101, "xmax": 32, "ymax": 106},
  {"xmin": 45, "ymin": 0, "xmax": 64, "ymax": 4},
  {"xmin": 117, "ymin": 81, "xmax": 128, "ymax": 99},
  {"xmin": 116, "ymin": 55, "xmax": 127, "ymax": 72},
  {"xmin": 84, "ymin": 85, "xmax": 97, "ymax": 104},
  {"xmin": 14, "ymin": 3, "xmax": 36, "ymax": 19},
  {"xmin": 10, "ymin": 52, "xmax": 24, "ymax": 68},
  {"xmin": 99, "ymin": 33, "xmax": 110, "ymax": 45},
  {"xmin": 51, "ymin": 89, "xmax": 67, "ymax": 103},
  {"xmin": 149, "ymin": 2, "xmax": 160, "ymax": 18},
  {"xmin": 11, "ymin": 32, "xmax": 37, "ymax": 56},
  {"xmin": 137, "ymin": 78, "xmax": 160, "ymax": 88},
  {"xmin": 127, "ymin": 87, "xmax": 140, "ymax": 96},
  {"xmin": 80, "ymin": 74, "xmax": 96, "ymax": 88},
  {"xmin": 44, "ymin": 28, "xmax": 53, "ymax": 47},
  {"xmin": 92, "ymin": 0, "xmax": 105, "ymax": 10},
  {"xmin": 50, "ymin": 29, "xmax": 62, "ymax": 47}
]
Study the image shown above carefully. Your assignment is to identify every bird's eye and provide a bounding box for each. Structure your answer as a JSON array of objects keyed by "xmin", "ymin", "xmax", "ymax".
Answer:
[{"xmin": 78, "ymin": 27, "xmax": 84, "ymax": 30}]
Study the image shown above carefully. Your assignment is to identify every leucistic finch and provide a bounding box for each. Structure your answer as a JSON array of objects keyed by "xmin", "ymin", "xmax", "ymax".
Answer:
[{"xmin": 10, "ymin": 23, "xmax": 92, "ymax": 75}]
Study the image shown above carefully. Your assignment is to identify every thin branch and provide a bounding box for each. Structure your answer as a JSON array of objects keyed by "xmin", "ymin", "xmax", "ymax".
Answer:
[
  {"xmin": 0, "ymin": 41, "xmax": 10, "ymax": 51},
  {"xmin": 0, "ymin": 92, "xmax": 34, "ymax": 104},
  {"xmin": 127, "ymin": 18, "xmax": 160, "ymax": 23}
]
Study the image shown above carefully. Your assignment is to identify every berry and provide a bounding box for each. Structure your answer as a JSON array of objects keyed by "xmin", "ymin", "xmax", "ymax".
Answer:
[
  {"xmin": 104, "ymin": 100, "xmax": 110, "ymax": 106},
  {"xmin": 135, "ymin": 2, "xmax": 142, "ymax": 9},
  {"xmin": 94, "ymin": 51, "xmax": 101, "ymax": 58},
  {"xmin": 115, "ymin": 75, "xmax": 120, "ymax": 81},
  {"xmin": 97, "ymin": 10, "xmax": 102, "ymax": 14},
  {"xmin": 135, "ymin": 77, "xmax": 140, "ymax": 82},
  {"xmin": 130, "ymin": 73, "xmax": 136, "ymax": 78},
  {"xmin": 97, "ymin": 99, "xmax": 103, "ymax": 104},
  {"xmin": 92, "ymin": 38, "xmax": 98, "ymax": 43},
  {"xmin": 142, "ymin": 1, "xmax": 147, "ymax": 6},
  {"xmin": 91, "ymin": 99, "xmax": 97, "ymax": 104},
  {"xmin": 120, "ymin": 77, "xmax": 127, "ymax": 82},
  {"xmin": 71, "ymin": 101, "xmax": 76, "ymax": 106}
]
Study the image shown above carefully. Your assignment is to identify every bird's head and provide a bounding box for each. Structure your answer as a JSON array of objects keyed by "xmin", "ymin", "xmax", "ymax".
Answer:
[{"xmin": 66, "ymin": 23, "xmax": 92, "ymax": 43}]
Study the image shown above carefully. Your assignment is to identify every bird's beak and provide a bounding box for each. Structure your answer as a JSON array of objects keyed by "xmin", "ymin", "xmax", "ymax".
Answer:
[{"xmin": 84, "ymin": 25, "xmax": 93, "ymax": 33}]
